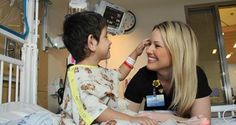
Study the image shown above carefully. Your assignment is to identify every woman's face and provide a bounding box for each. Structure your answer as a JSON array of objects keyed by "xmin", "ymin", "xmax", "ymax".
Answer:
[{"xmin": 146, "ymin": 29, "xmax": 172, "ymax": 71}]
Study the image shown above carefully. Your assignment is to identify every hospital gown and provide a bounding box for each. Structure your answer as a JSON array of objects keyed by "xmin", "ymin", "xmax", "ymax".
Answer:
[{"xmin": 59, "ymin": 65, "xmax": 137, "ymax": 125}]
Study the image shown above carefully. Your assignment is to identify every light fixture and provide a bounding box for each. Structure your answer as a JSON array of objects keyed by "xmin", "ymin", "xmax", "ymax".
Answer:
[
  {"xmin": 226, "ymin": 52, "xmax": 233, "ymax": 59},
  {"xmin": 68, "ymin": 0, "xmax": 88, "ymax": 14},
  {"xmin": 45, "ymin": 34, "xmax": 65, "ymax": 49},
  {"xmin": 233, "ymin": 43, "xmax": 236, "ymax": 48},
  {"xmin": 222, "ymin": 32, "xmax": 224, "ymax": 35},
  {"xmin": 212, "ymin": 49, "xmax": 217, "ymax": 54}
]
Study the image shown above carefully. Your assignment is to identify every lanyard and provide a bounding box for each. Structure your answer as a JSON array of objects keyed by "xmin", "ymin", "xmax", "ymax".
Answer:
[
  {"xmin": 68, "ymin": 65, "xmax": 94, "ymax": 125},
  {"xmin": 153, "ymin": 87, "xmax": 157, "ymax": 95}
]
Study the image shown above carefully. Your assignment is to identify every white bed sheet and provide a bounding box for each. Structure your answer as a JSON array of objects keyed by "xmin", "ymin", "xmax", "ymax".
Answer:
[
  {"xmin": 0, "ymin": 102, "xmax": 60, "ymax": 125},
  {"xmin": 211, "ymin": 117, "xmax": 236, "ymax": 125},
  {"xmin": 2, "ymin": 103, "xmax": 235, "ymax": 125}
]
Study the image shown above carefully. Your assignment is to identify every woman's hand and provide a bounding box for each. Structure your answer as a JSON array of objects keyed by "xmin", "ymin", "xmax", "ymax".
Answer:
[{"xmin": 179, "ymin": 115, "xmax": 210, "ymax": 125}]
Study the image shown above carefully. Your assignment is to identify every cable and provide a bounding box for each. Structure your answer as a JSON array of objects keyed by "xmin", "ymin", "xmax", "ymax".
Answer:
[{"xmin": 57, "ymin": 63, "xmax": 74, "ymax": 105}]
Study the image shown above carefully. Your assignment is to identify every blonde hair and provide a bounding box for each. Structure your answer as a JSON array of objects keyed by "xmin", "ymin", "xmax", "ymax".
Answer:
[{"xmin": 153, "ymin": 21, "xmax": 198, "ymax": 117}]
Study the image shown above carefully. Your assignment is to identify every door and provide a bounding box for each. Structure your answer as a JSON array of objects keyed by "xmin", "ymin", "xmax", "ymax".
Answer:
[
  {"xmin": 185, "ymin": 1, "xmax": 236, "ymax": 105},
  {"xmin": 219, "ymin": 5, "xmax": 236, "ymax": 104}
]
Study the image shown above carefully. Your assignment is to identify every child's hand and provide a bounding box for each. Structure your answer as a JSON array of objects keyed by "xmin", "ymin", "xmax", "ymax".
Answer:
[
  {"xmin": 137, "ymin": 111, "xmax": 158, "ymax": 120},
  {"xmin": 130, "ymin": 116, "xmax": 158, "ymax": 125},
  {"xmin": 134, "ymin": 39, "xmax": 150, "ymax": 57},
  {"xmin": 137, "ymin": 111, "xmax": 173, "ymax": 122}
]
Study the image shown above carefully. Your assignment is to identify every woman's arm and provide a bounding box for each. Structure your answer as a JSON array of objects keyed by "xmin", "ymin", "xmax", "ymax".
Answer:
[
  {"xmin": 118, "ymin": 40, "xmax": 149, "ymax": 81},
  {"xmin": 138, "ymin": 96, "xmax": 211, "ymax": 124},
  {"xmin": 191, "ymin": 96, "xmax": 211, "ymax": 120}
]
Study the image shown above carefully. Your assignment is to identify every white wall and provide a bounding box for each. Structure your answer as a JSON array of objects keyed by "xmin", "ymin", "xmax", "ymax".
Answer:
[{"xmin": 46, "ymin": 0, "xmax": 232, "ymax": 112}]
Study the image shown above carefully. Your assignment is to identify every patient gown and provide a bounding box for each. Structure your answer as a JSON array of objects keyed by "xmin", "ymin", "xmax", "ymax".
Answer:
[{"xmin": 59, "ymin": 65, "xmax": 137, "ymax": 125}]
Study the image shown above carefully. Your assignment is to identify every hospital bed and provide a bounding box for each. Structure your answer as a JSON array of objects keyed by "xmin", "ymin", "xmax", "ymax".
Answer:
[
  {"xmin": 0, "ymin": 44, "xmax": 60, "ymax": 124},
  {"xmin": 0, "ymin": 0, "xmax": 61, "ymax": 124}
]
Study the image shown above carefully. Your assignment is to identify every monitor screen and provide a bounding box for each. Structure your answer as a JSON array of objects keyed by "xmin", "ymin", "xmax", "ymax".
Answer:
[{"xmin": 103, "ymin": 6, "xmax": 124, "ymax": 29}]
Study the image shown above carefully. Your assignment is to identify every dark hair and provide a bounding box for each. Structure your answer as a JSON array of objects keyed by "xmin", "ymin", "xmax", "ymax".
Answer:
[{"xmin": 63, "ymin": 11, "xmax": 107, "ymax": 62}]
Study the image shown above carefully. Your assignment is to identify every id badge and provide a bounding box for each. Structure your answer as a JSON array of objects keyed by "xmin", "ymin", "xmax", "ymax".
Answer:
[{"xmin": 146, "ymin": 94, "xmax": 165, "ymax": 107}]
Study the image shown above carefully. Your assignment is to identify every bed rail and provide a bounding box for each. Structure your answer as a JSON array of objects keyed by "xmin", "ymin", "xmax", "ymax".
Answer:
[
  {"xmin": 0, "ymin": 55, "xmax": 23, "ymax": 104},
  {"xmin": 0, "ymin": 0, "xmax": 39, "ymax": 105},
  {"xmin": 211, "ymin": 104, "xmax": 236, "ymax": 118}
]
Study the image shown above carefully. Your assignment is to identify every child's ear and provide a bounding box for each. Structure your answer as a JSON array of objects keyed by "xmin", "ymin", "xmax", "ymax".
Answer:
[{"xmin": 87, "ymin": 34, "xmax": 97, "ymax": 52}]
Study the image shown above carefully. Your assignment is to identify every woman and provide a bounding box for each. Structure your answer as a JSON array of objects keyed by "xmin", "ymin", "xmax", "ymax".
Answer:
[{"xmin": 124, "ymin": 21, "xmax": 212, "ymax": 123}]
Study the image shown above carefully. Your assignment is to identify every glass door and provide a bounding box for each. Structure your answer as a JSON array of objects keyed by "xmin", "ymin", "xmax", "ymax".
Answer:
[
  {"xmin": 219, "ymin": 6, "xmax": 236, "ymax": 104},
  {"xmin": 185, "ymin": 1, "xmax": 236, "ymax": 105}
]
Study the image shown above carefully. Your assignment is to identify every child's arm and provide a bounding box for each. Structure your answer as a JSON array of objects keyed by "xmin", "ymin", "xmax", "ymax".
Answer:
[
  {"xmin": 118, "ymin": 40, "xmax": 149, "ymax": 81},
  {"xmin": 96, "ymin": 107, "xmax": 157, "ymax": 125}
]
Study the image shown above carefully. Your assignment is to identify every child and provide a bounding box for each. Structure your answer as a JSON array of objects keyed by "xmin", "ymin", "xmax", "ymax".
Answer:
[{"xmin": 60, "ymin": 11, "xmax": 157, "ymax": 125}]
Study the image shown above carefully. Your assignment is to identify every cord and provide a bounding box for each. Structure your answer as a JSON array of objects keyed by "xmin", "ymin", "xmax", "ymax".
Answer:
[{"xmin": 57, "ymin": 63, "xmax": 74, "ymax": 105}]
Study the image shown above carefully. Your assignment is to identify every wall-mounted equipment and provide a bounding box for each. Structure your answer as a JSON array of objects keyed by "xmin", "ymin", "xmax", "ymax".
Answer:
[
  {"xmin": 95, "ymin": 0, "xmax": 136, "ymax": 35},
  {"xmin": 42, "ymin": 0, "xmax": 137, "ymax": 50},
  {"xmin": 95, "ymin": 0, "xmax": 126, "ymax": 35},
  {"xmin": 42, "ymin": 0, "xmax": 88, "ymax": 50}
]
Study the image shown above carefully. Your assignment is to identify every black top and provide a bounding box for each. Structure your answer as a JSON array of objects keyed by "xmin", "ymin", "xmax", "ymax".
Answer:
[{"xmin": 124, "ymin": 66, "xmax": 212, "ymax": 111}]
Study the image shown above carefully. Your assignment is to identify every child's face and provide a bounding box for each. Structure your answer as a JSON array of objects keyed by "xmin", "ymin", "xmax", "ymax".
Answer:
[{"xmin": 96, "ymin": 27, "xmax": 112, "ymax": 60}]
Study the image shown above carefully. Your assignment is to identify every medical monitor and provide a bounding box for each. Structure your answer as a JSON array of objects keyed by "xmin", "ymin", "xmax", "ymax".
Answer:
[{"xmin": 95, "ymin": 0, "xmax": 125, "ymax": 35}]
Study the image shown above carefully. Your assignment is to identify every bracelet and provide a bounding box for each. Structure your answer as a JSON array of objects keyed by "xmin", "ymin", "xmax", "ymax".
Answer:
[
  {"xmin": 126, "ymin": 57, "xmax": 135, "ymax": 66},
  {"xmin": 124, "ymin": 61, "xmax": 133, "ymax": 69},
  {"xmin": 123, "ymin": 57, "xmax": 136, "ymax": 69}
]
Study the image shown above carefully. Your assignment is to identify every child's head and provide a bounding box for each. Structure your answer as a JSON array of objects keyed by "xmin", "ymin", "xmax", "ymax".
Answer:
[{"xmin": 63, "ymin": 11, "xmax": 108, "ymax": 63}]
